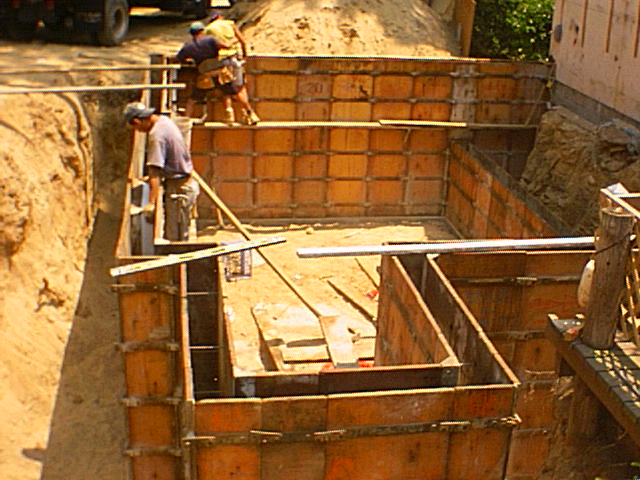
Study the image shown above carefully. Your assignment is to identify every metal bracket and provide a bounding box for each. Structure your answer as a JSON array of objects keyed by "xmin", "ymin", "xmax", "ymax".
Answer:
[
  {"xmin": 182, "ymin": 415, "xmax": 522, "ymax": 446},
  {"xmin": 116, "ymin": 341, "xmax": 180, "ymax": 352},
  {"xmin": 111, "ymin": 283, "xmax": 179, "ymax": 295},
  {"xmin": 121, "ymin": 396, "xmax": 182, "ymax": 407}
]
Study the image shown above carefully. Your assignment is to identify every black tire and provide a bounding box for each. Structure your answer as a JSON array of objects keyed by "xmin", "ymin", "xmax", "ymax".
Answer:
[{"xmin": 95, "ymin": 0, "xmax": 129, "ymax": 46}]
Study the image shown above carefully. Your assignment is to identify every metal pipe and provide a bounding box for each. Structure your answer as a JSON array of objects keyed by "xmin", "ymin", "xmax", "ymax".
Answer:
[
  {"xmin": 0, "ymin": 64, "xmax": 182, "ymax": 75},
  {"xmin": 0, "ymin": 83, "xmax": 186, "ymax": 95},
  {"xmin": 297, "ymin": 236, "xmax": 595, "ymax": 258}
]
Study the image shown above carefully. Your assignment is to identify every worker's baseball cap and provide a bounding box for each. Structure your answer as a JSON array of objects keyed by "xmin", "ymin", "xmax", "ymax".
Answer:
[
  {"xmin": 189, "ymin": 21, "xmax": 205, "ymax": 34},
  {"xmin": 123, "ymin": 102, "xmax": 155, "ymax": 124}
]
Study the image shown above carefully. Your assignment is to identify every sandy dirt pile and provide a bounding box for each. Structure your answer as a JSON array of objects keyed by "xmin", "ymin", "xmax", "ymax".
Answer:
[
  {"xmin": 521, "ymin": 106, "xmax": 640, "ymax": 235},
  {"xmin": 235, "ymin": 0, "xmax": 459, "ymax": 56},
  {"xmin": 0, "ymin": 94, "xmax": 93, "ymax": 480}
]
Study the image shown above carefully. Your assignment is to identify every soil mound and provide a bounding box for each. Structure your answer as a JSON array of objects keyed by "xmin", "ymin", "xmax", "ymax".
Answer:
[{"xmin": 232, "ymin": 0, "xmax": 459, "ymax": 56}]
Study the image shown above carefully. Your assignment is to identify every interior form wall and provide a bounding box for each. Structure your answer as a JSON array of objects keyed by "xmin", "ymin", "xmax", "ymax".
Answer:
[
  {"xmin": 434, "ymin": 250, "xmax": 591, "ymax": 478},
  {"xmin": 550, "ymin": 0, "xmax": 640, "ymax": 122}
]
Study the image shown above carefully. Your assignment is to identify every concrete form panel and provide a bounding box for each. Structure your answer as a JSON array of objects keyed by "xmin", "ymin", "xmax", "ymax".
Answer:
[
  {"xmin": 412, "ymin": 102, "xmax": 452, "ymax": 121},
  {"xmin": 255, "ymin": 155, "xmax": 293, "ymax": 179},
  {"xmin": 369, "ymin": 129, "xmax": 406, "ymax": 151},
  {"xmin": 373, "ymin": 75, "xmax": 413, "ymax": 98},
  {"xmin": 298, "ymin": 74, "xmax": 333, "ymax": 99},
  {"xmin": 371, "ymin": 101, "xmax": 412, "ymax": 120},
  {"xmin": 131, "ymin": 456, "xmax": 176, "ymax": 480},
  {"xmin": 295, "ymin": 154, "xmax": 328, "ymax": 177},
  {"xmin": 328, "ymin": 154, "xmax": 367, "ymax": 177},
  {"xmin": 332, "ymin": 74, "xmax": 373, "ymax": 99},
  {"xmin": 409, "ymin": 129, "xmax": 448, "ymax": 152},
  {"xmin": 212, "ymin": 128, "xmax": 253, "ymax": 153},
  {"xmin": 255, "ymin": 129, "xmax": 295, "ymax": 152},
  {"xmin": 298, "ymin": 128, "xmax": 328, "ymax": 152},
  {"xmin": 256, "ymin": 74, "xmax": 298, "ymax": 98},
  {"xmin": 128, "ymin": 405, "xmax": 174, "ymax": 446},
  {"xmin": 331, "ymin": 101, "xmax": 372, "ymax": 121},
  {"xmin": 328, "ymin": 180, "xmax": 366, "ymax": 204},
  {"xmin": 256, "ymin": 181, "xmax": 293, "ymax": 205},
  {"xmin": 257, "ymin": 101, "xmax": 297, "ymax": 121},
  {"xmin": 414, "ymin": 76, "xmax": 454, "ymax": 99},
  {"xmin": 505, "ymin": 432, "xmax": 551, "ymax": 478},
  {"xmin": 297, "ymin": 102, "xmax": 331, "ymax": 121},
  {"xmin": 369, "ymin": 154, "xmax": 406, "ymax": 177},
  {"xmin": 212, "ymin": 155, "xmax": 252, "ymax": 179},
  {"xmin": 124, "ymin": 351, "xmax": 174, "ymax": 396},
  {"xmin": 330, "ymin": 128, "xmax": 370, "ymax": 151}
]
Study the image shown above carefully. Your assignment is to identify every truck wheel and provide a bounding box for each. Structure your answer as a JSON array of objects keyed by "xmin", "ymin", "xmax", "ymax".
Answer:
[{"xmin": 95, "ymin": 0, "xmax": 129, "ymax": 46}]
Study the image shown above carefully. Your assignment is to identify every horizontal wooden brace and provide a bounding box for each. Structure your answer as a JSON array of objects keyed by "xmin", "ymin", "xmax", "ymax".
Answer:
[
  {"xmin": 183, "ymin": 415, "xmax": 521, "ymax": 446},
  {"xmin": 121, "ymin": 396, "xmax": 182, "ymax": 407},
  {"xmin": 450, "ymin": 275, "xmax": 582, "ymax": 286},
  {"xmin": 488, "ymin": 330, "xmax": 546, "ymax": 341},
  {"xmin": 124, "ymin": 446, "xmax": 182, "ymax": 457},
  {"xmin": 111, "ymin": 283, "xmax": 178, "ymax": 295},
  {"xmin": 116, "ymin": 341, "xmax": 180, "ymax": 352}
]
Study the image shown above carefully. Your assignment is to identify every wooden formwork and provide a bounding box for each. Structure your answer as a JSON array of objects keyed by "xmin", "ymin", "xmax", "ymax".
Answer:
[
  {"xmin": 431, "ymin": 250, "xmax": 592, "ymax": 479},
  {"xmin": 446, "ymin": 142, "xmax": 570, "ymax": 239},
  {"xmin": 192, "ymin": 123, "xmax": 448, "ymax": 219}
]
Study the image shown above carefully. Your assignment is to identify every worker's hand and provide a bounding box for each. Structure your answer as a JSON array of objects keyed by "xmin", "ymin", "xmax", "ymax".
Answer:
[{"xmin": 141, "ymin": 203, "xmax": 155, "ymax": 223}]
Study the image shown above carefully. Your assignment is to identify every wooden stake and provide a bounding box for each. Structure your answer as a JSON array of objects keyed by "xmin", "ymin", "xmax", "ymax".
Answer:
[{"xmin": 582, "ymin": 207, "xmax": 634, "ymax": 349}]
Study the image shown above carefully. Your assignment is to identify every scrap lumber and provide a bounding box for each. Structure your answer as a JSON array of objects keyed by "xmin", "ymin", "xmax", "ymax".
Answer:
[
  {"xmin": 317, "ymin": 316, "xmax": 359, "ymax": 369},
  {"xmin": 109, "ymin": 236, "xmax": 285, "ymax": 277},
  {"xmin": 326, "ymin": 278, "xmax": 377, "ymax": 325},
  {"xmin": 355, "ymin": 257, "xmax": 380, "ymax": 288}
]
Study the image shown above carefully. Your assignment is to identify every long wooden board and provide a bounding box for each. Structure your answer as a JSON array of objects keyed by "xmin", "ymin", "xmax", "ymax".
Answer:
[{"xmin": 110, "ymin": 236, "xmax": 285, "ymax": 277}]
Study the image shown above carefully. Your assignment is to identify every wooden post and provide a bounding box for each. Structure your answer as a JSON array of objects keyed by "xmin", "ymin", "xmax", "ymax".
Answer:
[
  {"xmin": 582, "ymin": 207, "xmax": 634, "ymax": 349},
  {"xmin": 568, "ymin": 206, "xmax": 633, "ymax": 442}
]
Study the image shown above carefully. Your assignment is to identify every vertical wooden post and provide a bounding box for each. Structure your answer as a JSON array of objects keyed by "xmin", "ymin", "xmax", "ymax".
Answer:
[
  {"xmin": 582, "ymin": 207, "xmax": 633, "ymax": 349},
  {"xmin": 568, "ymin": 206, "xmax": 633, "ymax": 441}
]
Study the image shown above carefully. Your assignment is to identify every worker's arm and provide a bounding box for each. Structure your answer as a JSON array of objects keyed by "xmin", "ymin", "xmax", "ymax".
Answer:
[
  {"xmin": 147, "ymin": 166, "xmax": 163, "ymax": 207},
  {"xmin": 232, "ymin": 23, "xmax": 248, "ymax": 57}
]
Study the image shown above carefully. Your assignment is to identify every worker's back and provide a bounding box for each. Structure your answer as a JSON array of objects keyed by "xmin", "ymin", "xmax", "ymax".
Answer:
[{"xmin": 205, "ymin": 19, "xmax": 242, "ymax": 59}]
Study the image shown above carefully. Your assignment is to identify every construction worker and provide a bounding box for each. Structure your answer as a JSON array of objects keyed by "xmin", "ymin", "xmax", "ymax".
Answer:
[
  {"xmin": 174, "ymin": 21, "xmax": 227, "ymax": 119},
  {"xmin": 204, "ymin": 10, "xmax": 260, "ymax": 125},
  {"xmin": 124, "ymin": 102, "xmax": 199, "ymax": 242}
]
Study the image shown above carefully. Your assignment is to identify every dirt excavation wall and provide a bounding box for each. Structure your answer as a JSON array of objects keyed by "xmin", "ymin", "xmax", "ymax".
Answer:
[
  {"xmin": 521, "ymin": 106, "xmax": 640, "ymax": 235},
  {"xmin": 0, "ymin": 94, "xmax": 93, "ymax": 480}
]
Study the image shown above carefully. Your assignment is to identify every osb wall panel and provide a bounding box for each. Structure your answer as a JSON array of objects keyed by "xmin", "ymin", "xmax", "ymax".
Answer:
[
  {"xmin": 375, "ymin": 256, "xmax": 454, "ymax": 366},
  {"xmin": 193, "ymin": 125, "xmax": 448, "ymax": 219},
  {"xmin": 446, "ymin": 142, "xmax": 559, "ymax": 239},
  {"xmin": 193, "ymin": 386, "xmax": 517, "ymax": 480}
]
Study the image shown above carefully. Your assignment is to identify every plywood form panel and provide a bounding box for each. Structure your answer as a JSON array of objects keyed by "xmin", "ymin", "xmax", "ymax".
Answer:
[
  {"xmin": 195, "ymin": 399, "xmax": 261, "ymax": 433},
  {"xmin": 473, "ymin": 130, "xmax": 511, "ymax": 151},
  {"xmin": 255, "ymin": 74, "xmax": 298, "ymax": 98},
  {"xmin": 328, "ymin": 155, "xmax": 367, "ymax": 178},
  {"xmin": 326, "ymin": 205, "xmax": 366, "ymax": 217},
  {"xmin": 409, "ymin": 129, "xmax": 448, "ymax": 152},
  {"xmin": 212, "ymin": 155, "xmax": 252, "ymax": 179},
  {"xmin": 369, "ymin": 129, "xmax": 406, "ymax": 152},
  {"xmin": 371, "ymin": 101, "xmax": 412, "ymax": 120},
  {"xmin": 330, "ymin": 128, "xmax": 370, "ymax": 152},
  {"xmin": 332, "ymin": 74, "xmax": 373, "ymax": 99},
  {"xmin": 369, "ymin": 154, "xmax": 406, "ymax": 177},
  {"xmin": 256, "ymin": 181, "xmax": 293, "ymax": 205},
  {"xmin": 325, "ymin": 433, "xmax": 448, "ymax": 480},
  {"xmin": 456, "ymin": 286, "xmax": 523, "ymax": 333},
  {"xmin": 476, "ymin": 62, "xmax": 519, "ymax": 76},
  {"xmin": 191, "ymin": 153, "xmax": 211, "ymax": 180},
  {"xmin": 124, "ymin": 351, "xmax": 174, "ymax": 396},
  {"xmin": 373, "ymin": 75, "xmax": 413, "ymax": 98},
  {"xmin": 128, "ymin": 405, "xmax": 174, "ymax": 446},
  {"xmin": 412, "ymin": 102, "xmax": 452, "ymax": 121},
  {"xmin": 212, "ymin": 128, "xmax": 253, "ymax": 153},
  {"xmin": 330, "ymin": 101, "xmax": 372, "ymax": 121},
  {"xmin": 191, "ymin": 127, "xmax": 212, "ymax": 152},
  {"xmin": 475, "ymin": 102, "xmax": 513, "ymax": 124},
  {"xmin": 297, "ymin": 102, "xmax": 331, "ymax": 121},
  {"xmin": 252, "ymin": 57, "xmax": 300, "ymax": 71},
  {"xmin": 255, "ymin": 155, "xmax": 293, "ymax": 179},
  {"xmin": 294, "ymin": 180, "xmax": 326, "ymax": 205},
  {"xmin": 447, "ymin": 429, "xmax": 510, "ymax": 480},
  {"xmin": 263, "ymin": 444, "xmax": 325, "ymax": 480},
  {"xmin": 478, "ymin": 77, "xmax": 517, "ymax": 101},
  {"xmin": 295, "ymin": 154, "xmax": 328, "ymax": 177},
  {"xmin": 408, "ymin": 154, "xmax": 446, "ymax": 178},
  {"xmin": 514, "ymin": 382, "xmax": 555, "ymax": 429},
  {"xmin": 511, "ymin": 338, "xmax": 557, "ymax": 377},
  {"xmin": 255, "ymin": 129, "xmax": 295, "ymax": 153},
  {"xmin": 407, "ymin": 179, "xmax": 443, "ymax": 210},
  {"xmin": 413, "ymin": 76, "xmax": 453, "ymax": 99},
  {"xmin": 298, "ymin": 74, "xmax": 333, "ymax": 99},
  {"xmin": 217, "ymin": 182, "xmax": 253, "ymax": 208},
  {"xmin": 131, "ymin": 456, "xmax": 176, "ymax": 480},
  {"xmin": 520, "ymin": 284, "xmax": 580, "ymax": 330},
  {"xmin": 368, "ymin": 180, "xmax": 403, "ymax": 204},
  {"xmin": 257, "ymin": 101, "xmax": 297, "ymax": 121},
  {"xmin": 505, "ymin": 431, "xmax": 551, "ymax": 478},
  {"xmin": 197, "ymin": 445, "xmax": 260, "ymax": 479},
  {"xmin": 298, "ymin": 128, "xmax": 329, "ymax": 152},
  {"xmin": 328, "ymin": 181, "xmax": 366, "ymax": 204}
]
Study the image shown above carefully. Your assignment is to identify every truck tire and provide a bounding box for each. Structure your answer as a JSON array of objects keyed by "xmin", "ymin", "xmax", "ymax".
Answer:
[{"xmin": 95, "ymin": 0, "xmax": 129, "ymax": 46}]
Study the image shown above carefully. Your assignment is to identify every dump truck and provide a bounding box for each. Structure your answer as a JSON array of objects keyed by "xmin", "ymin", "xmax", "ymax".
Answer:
[{"xmin": 0, "ymin": 0, "xmax": 210, "ymax": 46}]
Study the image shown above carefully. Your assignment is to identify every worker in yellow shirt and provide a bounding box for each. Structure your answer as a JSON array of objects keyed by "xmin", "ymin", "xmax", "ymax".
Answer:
[{"xmin": 204, "ymin": 11, "xmax": 260, "ymax": 125}]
